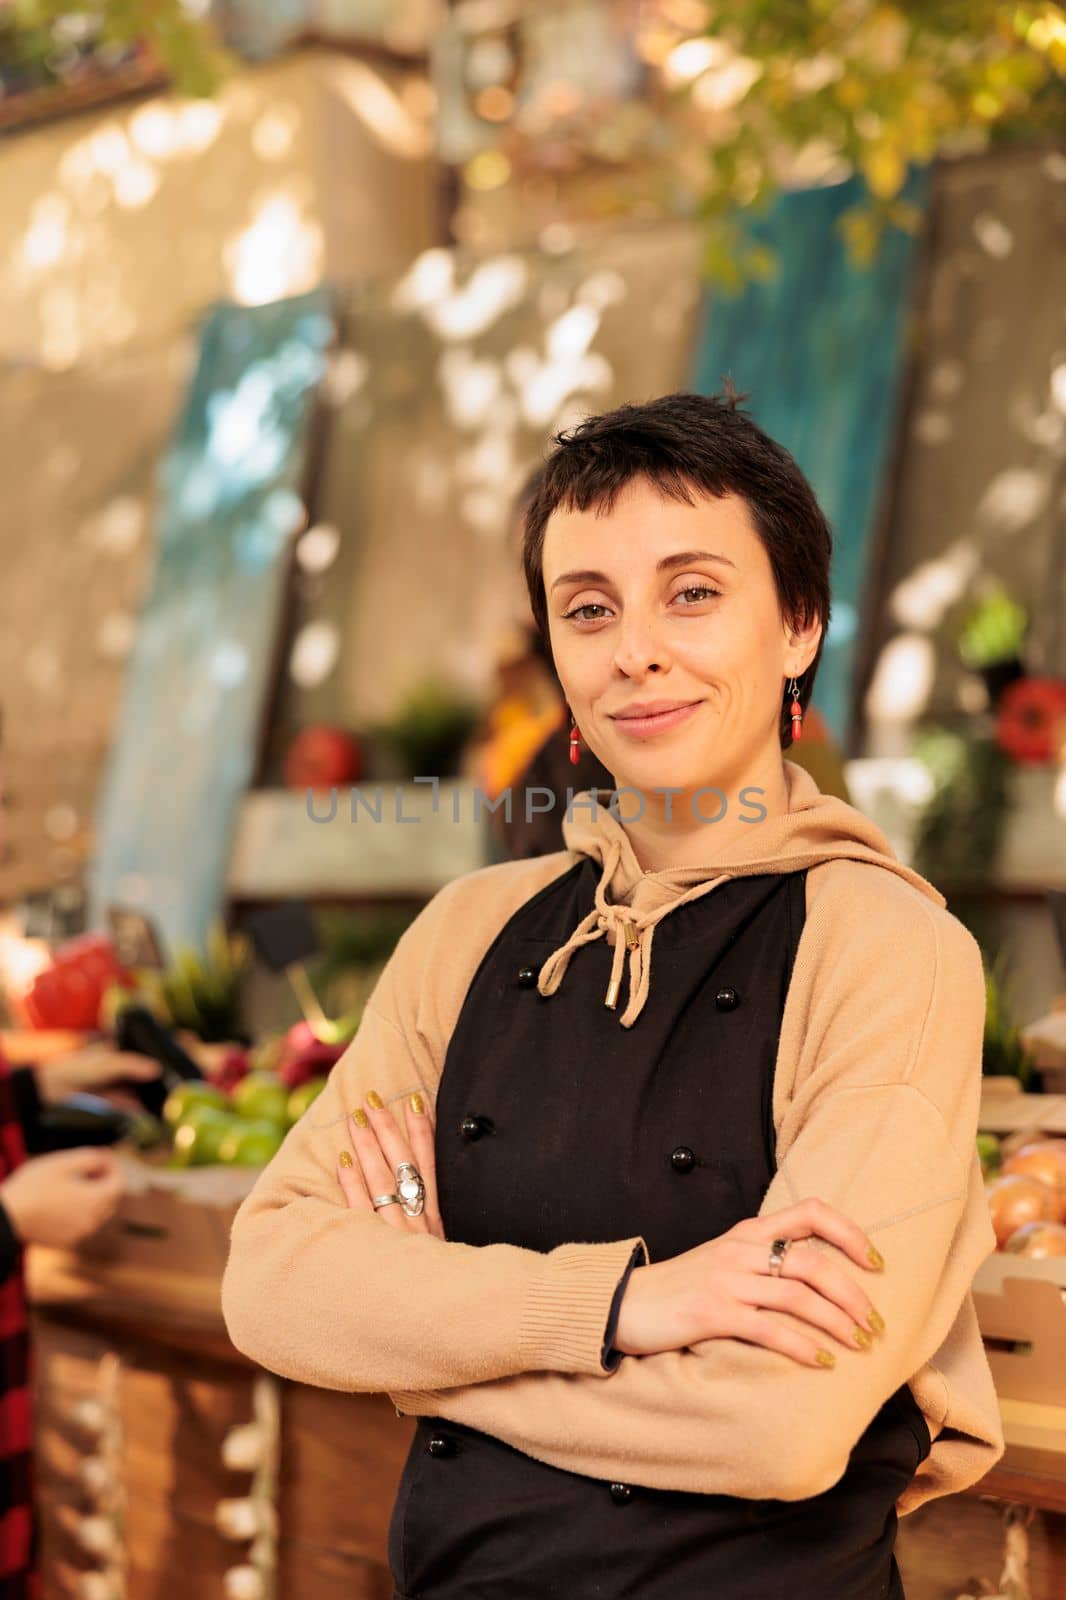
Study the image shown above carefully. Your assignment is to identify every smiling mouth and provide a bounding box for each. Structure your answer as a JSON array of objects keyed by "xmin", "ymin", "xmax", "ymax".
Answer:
[{"xmin": 609, "ymin": 701, "xmax": 703, "ymax": 737}]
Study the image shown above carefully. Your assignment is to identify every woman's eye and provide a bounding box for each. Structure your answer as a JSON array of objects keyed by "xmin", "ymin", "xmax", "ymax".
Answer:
[{"xmin": 563, "ymin": 588, "xmax": 720, "ymax": 620}]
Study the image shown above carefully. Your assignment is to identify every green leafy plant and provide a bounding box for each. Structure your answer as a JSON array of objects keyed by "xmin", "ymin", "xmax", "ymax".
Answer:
[
  {"xmin": 955, "ymin": 584, "xmax": 1029, "ymax": 670},
  {"xmin": 150, "ymin": 919, "xmax": 251, "ymax": 1042},
  {"xmin": 982, "ymin": 950, "xmax": 1039, "ymax": 1086},
  {"xmin": 912, "ymin": 728, "xmax": 1012, "ymax": 887},
  {"xmin": 7, "ymin": 0, "xmax": 233, "ymax": 98},
  {"xmin": 374, "ymin": 681, "xmax": 481, "ymax": 779},
  {"xmin": 310, "ymin": 906, "xmax": 418, "ymax": 1020}
]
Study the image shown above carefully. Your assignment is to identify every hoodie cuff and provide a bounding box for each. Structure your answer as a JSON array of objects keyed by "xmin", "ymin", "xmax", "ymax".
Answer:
[
  {"xmin": 518, "ymin": 1236, "xmax": 649, "ymax": 1376},
  {"xmin": 600, "ymin": 1240, "xmax": 647, "ymax": 1371}
]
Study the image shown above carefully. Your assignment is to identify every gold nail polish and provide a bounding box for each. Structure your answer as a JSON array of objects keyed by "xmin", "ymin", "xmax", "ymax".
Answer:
[
  {"xmin": 366, "ymin": 1090, "xmax": 384, "ymax": 1110},
  {"xmin": 351, "ymin": 1108, "xmax": 369, "ymax": 1128},
  {"xmin": 853, "ymin": 1326, "xmax": 873, "ymax": 1350},
  {"xmin": 409, "ymin": 1092, "xmax": 425, "ymax": 1115},
  {"xmin": 339, "ymin": 1150, "xmax": 353, "ymax": 1167},
  {"xmin": 867, "ymin": 1308, "xmax": 885, "ymax": 1334},
  {"xmin": 815, "ymin": 1349, "xmax": 835, "ymax": 1369},
  {"xmin": 867, "ymin": 1245, "xmax": 885, "ymax": 1270}
]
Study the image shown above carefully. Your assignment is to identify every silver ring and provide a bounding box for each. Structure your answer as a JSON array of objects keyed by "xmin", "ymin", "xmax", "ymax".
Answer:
[
  {"xmin": 372, "ymin": 1193, "xmax": 403, "ymax": 1209},
  {"xmin": 768, "ymin": 1238, "xmax": 793, "ymax": 1277},
  {"xmin": 396, "ymin": 1161, "xmax": 425, "ymax": 1218}
]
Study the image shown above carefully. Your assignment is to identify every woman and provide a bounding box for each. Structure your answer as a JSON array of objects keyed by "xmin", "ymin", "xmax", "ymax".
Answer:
[{"xmin": 221, "ymin": 390, "xmax": 1004, "ymax": 1600}]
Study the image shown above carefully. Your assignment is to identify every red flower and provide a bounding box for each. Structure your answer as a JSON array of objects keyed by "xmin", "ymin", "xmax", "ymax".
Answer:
[{"xmin": 994, "ymin": 676, "xmax": 1066, "ymax": 765}]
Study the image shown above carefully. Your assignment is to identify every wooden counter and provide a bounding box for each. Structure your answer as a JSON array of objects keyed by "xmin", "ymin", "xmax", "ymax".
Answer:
[
  {"xmin": 26, "ymin": 1247, "xmax": 413, "ymax": 1600},
  {"xmin": 25, "ymin": 1246, "xmax": 1066, "ymax": 1600}
]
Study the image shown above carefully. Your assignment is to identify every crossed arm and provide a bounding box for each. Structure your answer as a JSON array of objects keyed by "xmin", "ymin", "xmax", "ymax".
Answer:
[{"xmin": 222, "ymin": 873, "xmax": 1002, "ymax": 1503}]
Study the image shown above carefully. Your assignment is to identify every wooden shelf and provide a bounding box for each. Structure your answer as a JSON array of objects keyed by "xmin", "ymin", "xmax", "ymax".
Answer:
[{"xmin": 226, "ymin": 781, "xmax": 490, "ymax": 899}]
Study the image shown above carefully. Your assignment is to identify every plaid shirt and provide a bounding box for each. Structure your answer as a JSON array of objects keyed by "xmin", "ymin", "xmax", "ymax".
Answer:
[{"xmin": 0, "ymin": 1048, "xmax": 40, "ymax": 1599}]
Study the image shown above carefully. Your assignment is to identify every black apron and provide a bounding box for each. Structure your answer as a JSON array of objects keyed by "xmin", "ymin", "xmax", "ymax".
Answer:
[{"xmin": 388, "ymin": 860, "xmax": 931, "ymax": 1599}]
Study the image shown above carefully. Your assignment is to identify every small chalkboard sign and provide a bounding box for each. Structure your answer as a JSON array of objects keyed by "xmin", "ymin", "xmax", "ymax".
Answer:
[
  {"xmin": 243, "ymin": 899, "xmax": 320, "ymax": 974},
  {"xmin": 106, "ymin": 905, "xmax": 167, "ymax": 971}
]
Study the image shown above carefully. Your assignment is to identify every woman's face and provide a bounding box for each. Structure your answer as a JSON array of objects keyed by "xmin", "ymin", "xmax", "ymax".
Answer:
[{"xmin": 542, "ymin": 476, "xmax": 821, "ymax": 798}]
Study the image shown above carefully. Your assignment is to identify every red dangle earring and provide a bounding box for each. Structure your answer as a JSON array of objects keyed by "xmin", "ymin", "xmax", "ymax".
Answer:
[
  {"xmin": 569, "ymin": 719, "xmax": 582, "ymax": 765},
  {"xmin": 788, "ymin": 676, "xmax": 804, "ymax": 742}
]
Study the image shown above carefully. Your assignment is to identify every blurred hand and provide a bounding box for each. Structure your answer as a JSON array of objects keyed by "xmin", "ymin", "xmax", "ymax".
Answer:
[
  {"xmin": 0, "ymin": 1146, "xmax": 125, "ymax": 1249},
  {"xmin": 34, "ymin": 1043, "xmax": 162, "ymax": 1113}
]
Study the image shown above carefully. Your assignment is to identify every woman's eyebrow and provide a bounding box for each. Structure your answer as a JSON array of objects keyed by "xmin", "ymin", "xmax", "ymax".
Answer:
[{"xmin": 550, "ymin": 550, "xmax": 737, "ymax": 592}]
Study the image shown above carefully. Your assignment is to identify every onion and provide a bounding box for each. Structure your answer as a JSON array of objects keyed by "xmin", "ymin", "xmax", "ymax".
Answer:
[
  {"xmin": 985, "ymin": 1174, "xmax": 1058, "ymax": 1248},
  {"xmin": 1003, "ymin": 1220, "xmax": 1066, "ymax": 1259},
  {"xmin": 1001, "ymin": 1140, "xmax": 1066, "ymax": 1221}
]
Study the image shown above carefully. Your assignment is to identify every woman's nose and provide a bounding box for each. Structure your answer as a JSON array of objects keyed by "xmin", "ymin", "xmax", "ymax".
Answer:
[{"xmin": 612, "ymin": 617, "xmax": 671, "ymax": 678}]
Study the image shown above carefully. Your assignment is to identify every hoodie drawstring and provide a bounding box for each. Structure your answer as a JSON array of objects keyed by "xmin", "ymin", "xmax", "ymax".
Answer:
[{"xmin": 535, "ymin": 839, "xmax": 730, "ymax": 1028}]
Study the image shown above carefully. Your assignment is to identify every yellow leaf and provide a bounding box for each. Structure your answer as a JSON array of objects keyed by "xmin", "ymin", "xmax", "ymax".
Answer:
[{"xmin": 861, "ymin": 141, "xmax": 905, "ymax": 199}]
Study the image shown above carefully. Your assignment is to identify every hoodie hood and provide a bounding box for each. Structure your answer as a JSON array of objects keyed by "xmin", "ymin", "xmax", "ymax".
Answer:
[{"xmin": 536, "ymin": 759, "xmax": 946, "ymax": 1028}]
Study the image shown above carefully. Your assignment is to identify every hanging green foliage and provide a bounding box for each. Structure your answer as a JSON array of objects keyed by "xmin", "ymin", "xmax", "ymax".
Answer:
[
  {"xmin": 679, "ymin": 1, "xmax": 1066, "ymax": 285},
  {"xmin": 7, "ymin": 0, "xmax": 233, "ymax": 100}
]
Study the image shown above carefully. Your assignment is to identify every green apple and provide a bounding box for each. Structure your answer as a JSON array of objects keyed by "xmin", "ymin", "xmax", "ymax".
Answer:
[
  {"xmin": 312, "ymin": 1007, "xmax": 363, "ymax": 1046},
  {"xmin": 231, "ymin": 1071, "xmax": 289, "ymax": 1126},
  {"xmin": 171, "ymin": 1107, "xmax": 239, "ymax": 1166},
  {"xmin": 977, "ymin": 1132, "xmax": 1001, "ymax": 1177},
  {"xmin": 163, "ymin": 1081, "xmax": 230, "ymax": 1128},
  {"xmin": 286, "ymin": 1077, "xmax": 328, "ymax": 1126},
  {"xmin": 218, "ymin": 1119, "xmax": 286, "ymax": 1167}
]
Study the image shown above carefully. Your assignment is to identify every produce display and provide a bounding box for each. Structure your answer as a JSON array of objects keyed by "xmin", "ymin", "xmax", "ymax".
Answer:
[
  {"xmin": 150, "ymin": 1020, "xmax": 350, "ymax": 1170},
  {"xmin": 15, "ymin": 934, "xmax": 135, "ymax": 1030},
  {"xmin": 978, "ymin": 1131, "xmax": 1066, "ymax": 1258}
]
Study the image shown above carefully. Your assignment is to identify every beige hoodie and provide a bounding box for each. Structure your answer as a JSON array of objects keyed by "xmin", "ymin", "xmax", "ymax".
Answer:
[{"xmin": 221, "ymin": 760, "xmax": 1004, "ymax": 1511}]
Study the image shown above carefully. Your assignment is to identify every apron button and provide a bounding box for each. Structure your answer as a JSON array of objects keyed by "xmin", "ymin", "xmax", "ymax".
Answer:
[
  {"xmin": 608, "ymin": 1482, "xmax": 633, "ymax": 1505},
  {"xmin": 670, "ymin": 1146, "xmax": 696, "ymax": 1174},
  {"xmin": 715, "ymin": 986, "xmax": 740, "ymax": 1010},
  {"xmin": 427, "ymin": 1434, "xmax": 458, "ymax": 1458},
  {"xmin": 516, "ymin": 966, "xmax": 537, "ymax": 988}
]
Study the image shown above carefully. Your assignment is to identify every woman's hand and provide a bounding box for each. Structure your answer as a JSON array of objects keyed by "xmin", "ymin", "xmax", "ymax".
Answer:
[
  {"xmin": 336, "ymin": 1089, "xmax": 445, "ymax": 1240},
  {"xmin": 615, "ymin": 1198, "xmax": 886, "ymax": 1369},
  {"xmin": 34, "ymin": 1044, "xmax": 163, "ymax": 1112},
  {"xmin": 0, "ymin": 1146, "xmax": 125, "ymax": 1249}
]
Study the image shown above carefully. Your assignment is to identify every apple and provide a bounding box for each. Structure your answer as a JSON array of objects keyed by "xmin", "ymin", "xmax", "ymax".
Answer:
[
  {"xmin": 219, "ymin": 1119, "xmax": 286, "ymax": 1167},
  {"xmin": 278, "ymin": 1042, "xmax": 344, "ymax": 1089},
  {"xmin": 163, "ymin": 1082, "xmax": 230, "ymax": 1128},
  {"xmin": 283, "ymin": 726, "xmax": 362, "ymax": 791},
  {"xmin": 205, "ymin": 1046, "xmax": 251, "ymax": 1094},
  {"xmin": 309, "ymin": 1006, "xmax": 362, "ymax": 1047},
  {"xmin": 277, "ymin": 1019, "xmax": 347, "ymax": 1087},
  {"xmin": 171, "ymin": 1107, "xmax": 239, "ymax": 1166},
  {"xmin": 286, "ymin": 1077, "xmax": 328, "ymax": 1126},
  {"xmin": 231, "ymin": 1070, "xmax": 290, "ymax": 1126}
]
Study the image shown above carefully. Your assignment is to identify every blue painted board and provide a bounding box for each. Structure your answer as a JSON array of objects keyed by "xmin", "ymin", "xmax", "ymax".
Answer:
[
  {"xmin": 89, "ymin": 288, "xmax": 334, "ymax": 954},
  {"xmin": 691, "ymin": 169, "xmax": 930, "ymax": 741}
]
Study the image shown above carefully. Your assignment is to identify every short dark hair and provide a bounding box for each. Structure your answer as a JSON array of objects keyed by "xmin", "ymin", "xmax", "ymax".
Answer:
[{"xmin": 521, "ymin": 387, "xmax": 833, "ymax": 750}]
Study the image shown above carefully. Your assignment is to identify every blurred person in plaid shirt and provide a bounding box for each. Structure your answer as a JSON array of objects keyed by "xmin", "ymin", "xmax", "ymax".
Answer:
[{"xmin": 0, "ymin": 712, "xmax": 161, "ymax": 1595}]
